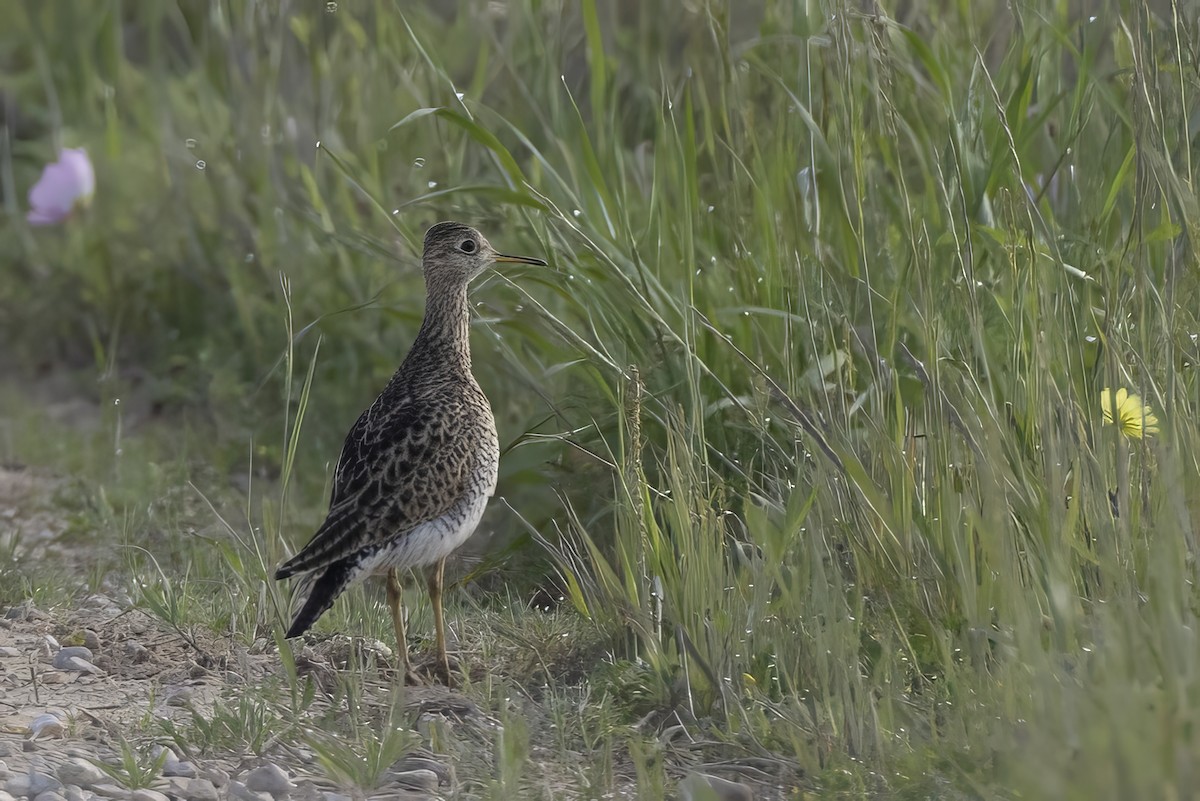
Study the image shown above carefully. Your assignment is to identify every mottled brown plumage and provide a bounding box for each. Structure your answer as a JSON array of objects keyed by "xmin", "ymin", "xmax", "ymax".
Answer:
[{"xmin": 275, "ymin": 221, "xmax": 546, "ymax": 682}]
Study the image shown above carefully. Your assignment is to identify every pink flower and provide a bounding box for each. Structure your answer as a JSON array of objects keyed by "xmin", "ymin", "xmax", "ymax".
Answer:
[{"xmin": 27, "ymin": 148, "xmax": 95, "ymax": 225}]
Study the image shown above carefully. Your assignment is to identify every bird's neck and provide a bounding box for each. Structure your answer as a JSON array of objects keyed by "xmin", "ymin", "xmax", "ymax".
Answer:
[{"xmin": 405, "ymin": 278, "xmax": 473, "ymax": 376}]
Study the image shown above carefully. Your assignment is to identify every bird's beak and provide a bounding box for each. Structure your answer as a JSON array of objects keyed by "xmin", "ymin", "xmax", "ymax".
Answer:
[{"xmin": 494, "ymin": 252, "xmax": 548, "ymax": 266}]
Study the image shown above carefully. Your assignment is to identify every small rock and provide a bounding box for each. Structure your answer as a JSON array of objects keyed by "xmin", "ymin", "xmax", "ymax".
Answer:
[
  {"xmin": 38, "ymin": 672, "xmax": 70, "ymax": 685},
  {"xmin": 0, "ymin": 761, "xmax": 8, "ymax": 779},
  {"xmin": 0, "ymin": 743, "xmax": 12, "ymax": 757},
  {"xmin": 84, "ymin": 595, "xmax": 121, "ymax": 614},
  {"xmin": 243, "ymin": 764, "xmax": 291, "ymax": 797},
  {"xmin": 227, "ymin": 783, "xmax": 270, "ymax": 801},
  {"xmin": 0, "ymin": 647, "xmax": 20, "ymax": 658},
  {"xmin": 33, "ymin": 791, "xmax": 67, "ymax": 801},
  {"xmin": 679, "ymin": 772, "xmax": 753, "ymax": 801},
  {"xmin": 163, "ymin": 686, "xmax": 194, "ymax": 707},
  {"xmin": 321, "ymin": 794, "xmax": 351, "ymax": 801},
  {"xmin": 26, "ymin": 713, "xmax": 66, "ymax": 739},
  {"xmin": 26, "ymin": 771, "xmax": 63, "ymax": 797},
  {"xmin": 66, "ymin": 658, "xmax": 102, "ymax": 675},
  {"xmin": 89, "ymin": 786, "xmax": 130, "ymax": 800},
  {"xmin": 6, "ymin": 601, "xmax": 46, "ymax": 620},
  {"xmin": 4, "ymin": 776, "xmax": 30, "ymax": 797},
  {"xmin": 391, "ymin": 755, "xmax": 449, "ymax": 785},
  {"xmin": 178, "ymin": 778, "xmax": 217, "ymax": 801},
  {"xmin": 201, "ymin": 770, "xmax": 228, "ymax": 789},
  {"xmin": 57, "ymin": 758, "xmax": 107, "ymax": 789},
  {"xmin": 41, "ymin": 636, "xmax": 61, "ymax": 654},
  {"xmin": 81, "ymin": 631, "xmax": 101, "ymax": 650},
  {"xmin": 130, "ymin": 791, "xmax": 170, "ymax": 801},
  {"xmin": 63, "ymin": 787, "xmax": 90, "ymax": 801},
  {"xmin": 161, "ymin": 760, "xmax": 196, "ymax": 779},
  {"xmin": 390, "ymin": 770, "xmax": 437, "ymax": 793},
  {"xmin": 122, "ymin": 642, "xmax": 149, "ymax": 664},
  {"xmin": 51, "ymin": 648, "xmax": 93, "ymax": 670}
]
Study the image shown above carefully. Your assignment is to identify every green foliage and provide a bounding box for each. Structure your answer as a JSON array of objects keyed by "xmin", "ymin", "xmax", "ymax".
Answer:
[
  {"xmin": 305, "ymin": 704, "xmax": 421, "ymax": 792},
  {"xmin": 89, "ymin": 739, "xmax": 170, "ymax": 791},
  {"xmin": 3, "ymin": 0, "xmax": 1199, "ymax": 798}
]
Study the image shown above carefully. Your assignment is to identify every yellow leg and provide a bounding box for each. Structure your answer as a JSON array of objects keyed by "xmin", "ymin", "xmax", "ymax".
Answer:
[
  {"xmin": 427, "ymin": 558, "xmax": 452, "ymax": 684},
  {"xmin": 386, "ymin": 568, "xmax": 413, "ymax": 680}
]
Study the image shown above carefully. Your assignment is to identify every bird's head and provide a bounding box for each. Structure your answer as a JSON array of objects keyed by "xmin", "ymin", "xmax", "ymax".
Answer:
[{"xmin": 421, "ymin": 221, "xmax": 546, "ymax": 285}]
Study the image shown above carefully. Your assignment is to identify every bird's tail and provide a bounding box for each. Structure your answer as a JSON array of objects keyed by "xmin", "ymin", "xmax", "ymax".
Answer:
[{"xmin": 283, "ymin": 560, "xmax": 358, "ymax": 639}]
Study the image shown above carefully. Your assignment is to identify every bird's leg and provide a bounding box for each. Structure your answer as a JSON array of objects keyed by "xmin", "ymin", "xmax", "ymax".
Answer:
[
  {"xmin": 427, "ymin": 557, "xmax": 453, "ymax": 684},
  {"xmin": 386, "ymin": 568, "xmax": 417, "ymax": 683}
]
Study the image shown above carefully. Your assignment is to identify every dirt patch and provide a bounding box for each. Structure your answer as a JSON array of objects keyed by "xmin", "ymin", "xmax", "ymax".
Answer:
[{"xmin": 0, "ymin": 601, "xmax": 232, "ymax": 761}]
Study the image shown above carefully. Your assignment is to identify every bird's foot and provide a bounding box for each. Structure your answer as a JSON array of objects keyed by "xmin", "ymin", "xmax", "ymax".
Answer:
[
  {"xmin": 402, "ymin": 665, "xmax": 424, "ymax": 687},
  {"xmin": 411, "ymin": 651, "xmax": 461, "ymax": 687}
]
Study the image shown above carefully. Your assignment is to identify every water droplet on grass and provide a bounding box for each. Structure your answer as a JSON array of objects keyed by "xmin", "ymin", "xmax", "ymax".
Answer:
[
  {"xmin": 196, "ymin": 160, "xmax": 206, "ymax": 170},
  {"xmin": 413, "ymin": 157, "xmax": 425, "ymax": 168},
  {"xmin": 185, "ymin": 138, "xmax": 197, "ymax": 149}
]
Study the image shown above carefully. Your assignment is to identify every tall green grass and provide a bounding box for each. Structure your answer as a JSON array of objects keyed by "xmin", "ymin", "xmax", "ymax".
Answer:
[{"xmin": 3, "ymin": 0, "xmax": 1199, "ymax": 796}]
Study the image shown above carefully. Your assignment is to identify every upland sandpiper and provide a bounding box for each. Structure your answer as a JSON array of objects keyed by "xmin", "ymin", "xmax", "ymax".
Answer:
[{"xmin": 274, "ymin": 221, "xmax": 546, "ymax": 683}]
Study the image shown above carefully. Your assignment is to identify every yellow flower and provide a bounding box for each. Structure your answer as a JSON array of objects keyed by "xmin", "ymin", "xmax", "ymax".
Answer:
[{"xmin": 1100, "ymin": 387, "xmax": 1160, "ymax": 439}]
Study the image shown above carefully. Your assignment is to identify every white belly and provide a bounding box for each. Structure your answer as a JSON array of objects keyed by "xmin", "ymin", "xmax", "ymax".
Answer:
[{"xmin": 360, "ymin": 489, "xmax": 491, "ymax": 575}]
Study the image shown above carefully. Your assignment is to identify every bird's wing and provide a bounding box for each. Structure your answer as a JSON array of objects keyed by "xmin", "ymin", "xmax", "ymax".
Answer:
[{"xmin": 275, "ymin": 391, "xmax": 478, "ymax": 577}]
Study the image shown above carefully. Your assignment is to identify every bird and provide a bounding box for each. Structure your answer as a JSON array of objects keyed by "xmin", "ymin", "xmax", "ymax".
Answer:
[{"xmin": 274, "ymin": 221, "xmax": 547, "ymax": 683}]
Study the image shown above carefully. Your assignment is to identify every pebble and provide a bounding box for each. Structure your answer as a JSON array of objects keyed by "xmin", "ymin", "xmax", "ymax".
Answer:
[
  {"xmin": 130, "ymin": 791, "xmax": 170, "ymax": 801},
  {"xmin": 0, "ymin": 647, "xmax": 20, "ymax": 658},
  {"xmin": 33, "ymin": 792, "xmax": 67, "ymax": 801},
  {"xmin": 63, "ymin": 788, "xmax": 90, "ymax": 801},
  {"xmin": 243, "ymin": 764, "xmax": 291, "ymax": 797},
  {"xmin": 679, "ymin": 772, "xmax": 753, "ymax": 801},
  {"xmin": 172, "ymin": 778, "xmax": 217, "ymax": 801},
  {"xmin": 5, "ymin": 601, "xmax": 46, "ymax": 620},
  {"xmin": 227, "ymin": 783, "xmax": 271, "ymax": 801},
  {"xmin": 161, "ymin": 760, "xmax": 196, "ymax": 779},
  {"xmin": 69, "ymin": 658, "xmax": 102, "ymax": 674},
  {"xmin": 57, "ymin": 758, "xmax": 108, "ymax": 789},
  {"xmin": 201, "ymin": 769, "xmax": 227, "ymax": 789},
  {"xmin": 390, "ymin": 769, "xmax": 437, "ymax": 793},
  {"xmin": 51, "ymin": 648, "xmax": 93, "ymax": 670},
  {"xmin": 26, "ymin": 714, "xmax": 66, "ymax": 740},
  {"xmin": 83, "ymin": 595, "xmax": 122, "ymax": 615},
  {"xmin": 81, "ymin": 631, "xmax": 101, "ymax": 650},
  {"xmin": 162, "ymin": 686, "xmax": 194, "ymax": 707},
  {"xmin": 0, "ymin": 792, "xmax": 13, "ymax": 801},
  {"xmin": 122, "ymin": 642, "xmax": 149, "ymax": 664},
  {"xmin": 391, "ymin": 756, "xmax": 448, "ymax": 785},
  {"xmin": 0, "ymin": 744, "xmax": 11, "ymax": 757},
  {"xmin": 8, "ymin": 770, "xmax": 63, "ymax": 798},
  {"xmin": 89, "ymin": 786, "xmax": 130, "ymax": 800}
]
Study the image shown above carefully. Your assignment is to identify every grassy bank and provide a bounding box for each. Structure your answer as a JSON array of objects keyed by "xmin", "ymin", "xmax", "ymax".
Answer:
[{"xmin": 2, "ymin": 1, "xmax": 1198, "ymax": 797}]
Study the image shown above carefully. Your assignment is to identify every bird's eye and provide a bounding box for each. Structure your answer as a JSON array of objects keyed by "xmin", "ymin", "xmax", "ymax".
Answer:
[{"xmin": 459, "ymin": 239, "xmax": 477, "ymax": 254}]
